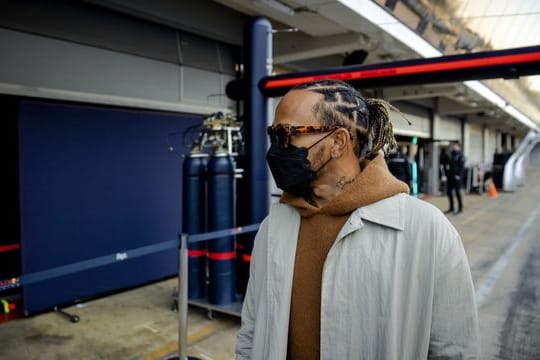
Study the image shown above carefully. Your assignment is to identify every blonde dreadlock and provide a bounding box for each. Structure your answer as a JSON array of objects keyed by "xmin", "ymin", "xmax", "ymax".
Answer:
[
  {"xmin": 292, "ymin": 79, "xmax": 403, "ymax": 159},
  {"xmin": 364, "ymin": 98, "xmax": 398, "ymax": 158}
]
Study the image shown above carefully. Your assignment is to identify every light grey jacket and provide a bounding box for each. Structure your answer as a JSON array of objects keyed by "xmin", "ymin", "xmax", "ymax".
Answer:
[{"xmin": 236, "ymin": 193, "xmax": 479, "ymax": 359}]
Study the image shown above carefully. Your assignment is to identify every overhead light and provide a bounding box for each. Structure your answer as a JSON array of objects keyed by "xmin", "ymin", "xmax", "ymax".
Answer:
[
  {"xmin": 504, "ymin": 105, "xmax": 538, "ymax": 129},
  {"xmin": 252, "ymin": 0, "xmax": 295, "ymax": 16},
  {"xmin": 465, "ymin": 80, "xmax": 537, "ymax": 128},
  {"xmin": 335, "ymin": 0, "xmax": 538, "ymax": 130},
  {"xmin": 463, "ymin": 81, "xmax": 506, "ymax": 108},
  {"xmin": 337, "ymin": 0, "xmax": 441, "ymax": 58},
  {"xmin": 272, "ymin": 28, "xmax": 299, "ymax": 34}
]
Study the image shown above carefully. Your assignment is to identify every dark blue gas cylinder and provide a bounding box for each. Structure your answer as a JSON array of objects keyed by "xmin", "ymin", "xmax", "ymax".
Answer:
[
  {"xmin": 207, "ymin": 153, "xmax": 236, "ymax": 305},
  {"xmin": 182, "ymin": 153, "xmax": 208, "ymax": 300}
]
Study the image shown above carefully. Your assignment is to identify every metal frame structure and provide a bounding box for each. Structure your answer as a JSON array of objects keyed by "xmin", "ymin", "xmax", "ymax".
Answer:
[{"xmin": 259, "ymin": 45, "xmax": 540, "ymax": 97}]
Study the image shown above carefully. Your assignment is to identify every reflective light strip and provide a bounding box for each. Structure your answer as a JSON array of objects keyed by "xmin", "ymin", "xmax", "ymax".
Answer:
[
  {"xmin": 0, "ymin": 244, "xmax": 20, "ymax": 253},
  {"xmin": 0, "ymin": 224, "xmax": 262, "ymax": 293},
  {"xmin": 188, "ymin": 223, "xmax": 260, "ymax": 243},
  {"xmin": 208, "ymin": 252, "xmax": 236, "ymax": 260},
  {"xmin": 0, "ymin": 240, "xmax": 178, "ymax": 292},
  {"xmin": 188, "ymin": 249, "xmax": 207, "ymax": 257},
  {"xmin": 264, "ymin": 51, "xmax": 540, "ymax": 89}
]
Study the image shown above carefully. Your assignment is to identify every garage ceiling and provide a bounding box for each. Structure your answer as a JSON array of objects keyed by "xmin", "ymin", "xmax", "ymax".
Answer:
[{"xmin": 84, "ymin": 0, "xmax": 533, "ymax": 136}]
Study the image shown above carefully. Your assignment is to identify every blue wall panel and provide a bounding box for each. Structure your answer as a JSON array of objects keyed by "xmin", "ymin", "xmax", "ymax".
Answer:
[{"xmin": 18, "ymin": 101, "xmax": 200, "ymax": 314}]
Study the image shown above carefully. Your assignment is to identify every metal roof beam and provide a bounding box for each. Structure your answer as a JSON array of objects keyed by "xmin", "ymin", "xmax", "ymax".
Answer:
[
  {"xmin": 274, "ymin": 33, "xmax": 368, "ymax": 63},
  {"xmin": 381, "ymin": 85, "xmax": 459, "ymax": 101}
]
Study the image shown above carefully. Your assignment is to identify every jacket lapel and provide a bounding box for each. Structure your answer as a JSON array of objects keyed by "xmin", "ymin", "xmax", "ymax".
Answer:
[{"xmin": 266, "ymin": 203, "xmax": 300, "ymax": 359}]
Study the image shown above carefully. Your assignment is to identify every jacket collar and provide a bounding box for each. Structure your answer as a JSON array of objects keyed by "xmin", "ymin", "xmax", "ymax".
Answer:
[
  {"xmin": 356, "ymin": 193, "xmax": 405, "ymax": 231},
  {"xmin": 281, "ymin": 193, "xmax": 406, "ymax": 245},
  {"xmin": 334, "ymin": 193, "xmax": 405, "ymax": 242}
]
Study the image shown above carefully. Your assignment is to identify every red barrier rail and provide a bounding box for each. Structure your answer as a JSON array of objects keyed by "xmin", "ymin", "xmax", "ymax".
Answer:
[{"xmin": 260, "ymin": 45, "xmax": 540, "ymax": 97}]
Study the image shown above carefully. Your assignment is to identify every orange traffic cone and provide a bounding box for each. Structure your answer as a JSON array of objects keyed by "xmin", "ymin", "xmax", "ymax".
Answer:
[{"xmin": 488, "ymin": 179, "xmax": 498, "ymax": 199}]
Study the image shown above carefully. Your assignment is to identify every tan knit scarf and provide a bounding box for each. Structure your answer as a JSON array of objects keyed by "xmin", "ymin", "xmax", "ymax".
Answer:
[{"xmin": 281, "ymin": 155, "xmax": 409, "ymax": 360}]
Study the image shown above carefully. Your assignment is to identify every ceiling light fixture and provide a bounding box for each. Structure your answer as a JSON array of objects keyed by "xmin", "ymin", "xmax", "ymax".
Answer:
[{"xmin": 334, "ymin": 0, "xmax": 537, "ymax": 129}]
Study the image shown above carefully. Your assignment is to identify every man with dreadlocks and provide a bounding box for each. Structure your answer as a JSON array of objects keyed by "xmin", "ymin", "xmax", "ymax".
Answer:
[{"xmin": 236, "ymin": 79, "xmax": 479, "ymax": 360}]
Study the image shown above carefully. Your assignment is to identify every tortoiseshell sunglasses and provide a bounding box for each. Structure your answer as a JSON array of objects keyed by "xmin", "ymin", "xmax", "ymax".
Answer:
[{"xmin": 267, "ymin": 124, "xmax": 342, "ymax": 149}]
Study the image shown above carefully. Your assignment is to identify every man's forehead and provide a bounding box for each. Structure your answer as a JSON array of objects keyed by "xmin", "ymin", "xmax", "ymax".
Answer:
[{"xmin": 274, "ymin": 90, "xmax": 322, "ymax": 125}]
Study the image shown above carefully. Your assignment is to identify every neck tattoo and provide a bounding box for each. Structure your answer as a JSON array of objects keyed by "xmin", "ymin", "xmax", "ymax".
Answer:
[{"xmin": 336, "ymin": 176, "xmax": 356, "ymax": 190}]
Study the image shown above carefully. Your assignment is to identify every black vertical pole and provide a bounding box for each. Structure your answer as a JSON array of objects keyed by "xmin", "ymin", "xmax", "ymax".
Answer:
[
  {"xmin": 237, "ymin": 17, "xmax": 272, "ymax": 293},
  {"xmin": 246, "ymin": 17, "xmax": 271, "ymax": 220}
]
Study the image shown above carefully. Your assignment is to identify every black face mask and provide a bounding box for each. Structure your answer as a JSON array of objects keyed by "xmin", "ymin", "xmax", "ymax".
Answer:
[{"xmin": 266, "ymin": 131, "xmax": 335, "ymax": 197}]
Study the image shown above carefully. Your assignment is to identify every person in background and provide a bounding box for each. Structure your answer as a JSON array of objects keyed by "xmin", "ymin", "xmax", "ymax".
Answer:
[
  {"xmin": 439, "ymin": 147, "xmax": 450, "ymax": 194},
  {"xmin": 236, "ymin": 79, "xmax": 479, "ymax": 360},
  {"xmin": 446, "ymin": 142, "xmax": 465, "ymax": 214},
  {"xmin": 386, "ymin": 145, "xmax": 412, "ymax": 190}
]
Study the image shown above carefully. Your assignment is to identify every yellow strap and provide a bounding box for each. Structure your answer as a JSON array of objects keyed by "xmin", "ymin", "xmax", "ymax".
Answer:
[{"xmin": 0, "ymin": 299, "xmax": 9, "ymax": 314}]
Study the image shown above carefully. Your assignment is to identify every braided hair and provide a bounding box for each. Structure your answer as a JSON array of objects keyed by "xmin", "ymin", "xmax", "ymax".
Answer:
[{"xmin": 292, "ymin": 79, "xmax": 399, "ymax": 159}]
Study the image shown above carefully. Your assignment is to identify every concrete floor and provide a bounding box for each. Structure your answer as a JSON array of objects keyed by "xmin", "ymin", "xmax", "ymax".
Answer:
[{"xmin": 1, "ymin": 167, "xmax": 539, "ymax": 359}]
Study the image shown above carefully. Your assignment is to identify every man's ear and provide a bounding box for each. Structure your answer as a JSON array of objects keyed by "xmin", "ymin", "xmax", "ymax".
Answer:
[{"xmin": 332, "ymin": 128, "xmax": 349, "ymax": 157}]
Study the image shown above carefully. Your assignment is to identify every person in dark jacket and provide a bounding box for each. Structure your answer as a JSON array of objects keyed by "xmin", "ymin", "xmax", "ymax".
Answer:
[
  {"xmin": 446, "ymin": 142, "xmax": 465, "ymax": 214},
  {"xmin": 386, "ymin": 147, "xmax": 412, "ymax": 190},
  {"xmin": 439, "ymin": 147, "xmax": 450, "ymax": 194}
]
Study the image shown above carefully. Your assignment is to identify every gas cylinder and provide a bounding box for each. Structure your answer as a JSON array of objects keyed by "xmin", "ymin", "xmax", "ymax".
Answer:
[
  {"xmin": 182, "ymin": 152, "xmax": 208, "ymax": 300},
  {"xmin": 206, "ymin": 153, "xmax": 236, "ymax": 305}
]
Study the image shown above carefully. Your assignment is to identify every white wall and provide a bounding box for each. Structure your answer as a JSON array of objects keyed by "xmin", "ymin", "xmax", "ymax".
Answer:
[
  {"xmin": 437, "ymin": 116, "xmax": 461, "ymax": 141},
  {"xmin": 0, "ymin": 28, "xmax": 234, "ymax": 115},
  {"xmin": 486, "ymin": 127, "xmax": 498, "ymax": 167},
  {"xmin": 392, "ymin": 102, "xmax": 431, "ymax": 138},
  {"xmin": 466, "ymin": 122, "xmax": 483, "ymax": 165}
]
